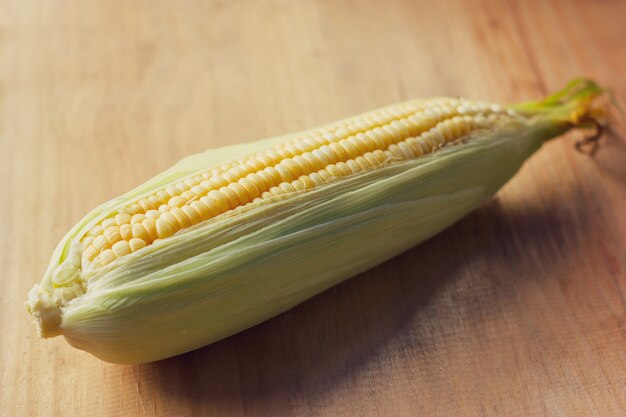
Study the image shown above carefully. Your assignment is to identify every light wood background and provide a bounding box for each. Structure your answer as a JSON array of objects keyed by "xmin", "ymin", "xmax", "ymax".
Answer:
[{"xmin": 1, "ymin": 0, "xmax": 625, "ymax": 416}]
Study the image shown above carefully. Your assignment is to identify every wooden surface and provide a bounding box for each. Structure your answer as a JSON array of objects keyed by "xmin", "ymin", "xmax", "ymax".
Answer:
[{"xmin": 1, "ymin": 0, "xmax": 625, "ymax": 416}]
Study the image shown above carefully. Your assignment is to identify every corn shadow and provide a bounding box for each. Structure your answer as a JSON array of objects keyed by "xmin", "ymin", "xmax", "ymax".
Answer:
[{"xmin": 140, "ymin": 188, "xmax": 596, "ymax": 413}]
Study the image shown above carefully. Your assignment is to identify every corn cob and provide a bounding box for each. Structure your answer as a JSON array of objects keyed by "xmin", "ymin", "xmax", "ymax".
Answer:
[{"xmin": 26, "ymin": 79, "xmax": 606, "ymax": 364}]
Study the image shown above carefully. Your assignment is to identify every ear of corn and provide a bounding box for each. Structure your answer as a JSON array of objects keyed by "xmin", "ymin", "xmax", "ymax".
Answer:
[{"xmin": 26, "ymin": 79, "xmax": 605, "ymax": 364}]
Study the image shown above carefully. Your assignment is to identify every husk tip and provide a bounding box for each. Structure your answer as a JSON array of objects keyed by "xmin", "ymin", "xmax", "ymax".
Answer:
[{"xmin": 26, "ymin": 285, "xmax": 63, "ymax": 338}]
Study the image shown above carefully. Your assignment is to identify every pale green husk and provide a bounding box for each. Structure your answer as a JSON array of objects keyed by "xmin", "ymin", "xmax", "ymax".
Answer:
[{"xmin": 27, "ymin": 80, "xmax": 604, "ymax": 364}]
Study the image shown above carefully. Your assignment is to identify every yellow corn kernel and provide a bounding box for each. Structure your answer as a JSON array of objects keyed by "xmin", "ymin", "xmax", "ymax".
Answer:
[
  {"xmin": 82, "ymin": 245, "xmax": 98, "ymax": 262},
  {"xmin": 142, "ymin": 218, "xmax": 157, "ymax": 240},
  {"xmin": 99, "ymin": 249, "xmax": 115, "ymax": 266},
  {"xmin": 131, "ymin": 223, "xmax": 150, "ymax": 242},
  {"xmin": 131, "ymin": 214, "xmax": 146, "ymax": 224},
  {"xmin": 103, "ymin": 226, "xmax": 121, "ymax": 245},
  {"xmin": 92, "ymin": 235, "xmax": 109, "ymax": 252},
  {"xmin": 115, "ymin": 213, "xmax": 132, "ymax": 226},
  {"xmin": 111, "ymin": 241, "xmax": 132, "ymax": 258},
  {"xmin": 129, "ymin": 238, "xmax": 147, "ymax": 252},
  {"xmin": 101, "ymin": 218, "xmax": 116, "ymax": 230},
  {"xmin": 119, "ymin": 224, "xmax": 132, "ymax": 240}
]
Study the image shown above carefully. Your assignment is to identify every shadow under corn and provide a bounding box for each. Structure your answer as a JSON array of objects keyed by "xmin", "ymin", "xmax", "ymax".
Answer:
[{"xmin": 138, "ymin": 187, "xmax": 596, "ymax": 414}]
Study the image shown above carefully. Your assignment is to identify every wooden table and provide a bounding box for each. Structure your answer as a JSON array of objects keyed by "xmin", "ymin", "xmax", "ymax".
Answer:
[{"xmin": 2, "ymin": 0, "xmax": 625, "ymax": 415}]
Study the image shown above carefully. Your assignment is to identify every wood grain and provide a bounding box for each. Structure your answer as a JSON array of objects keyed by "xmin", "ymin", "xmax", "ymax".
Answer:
[{"xmin": 1, "ymin": 0, "xmax": 625, "ymax": 415}]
